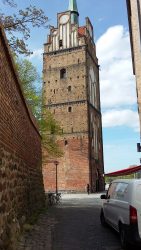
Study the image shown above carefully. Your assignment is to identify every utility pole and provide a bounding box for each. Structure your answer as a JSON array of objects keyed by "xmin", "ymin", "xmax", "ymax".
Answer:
[{"xmin": 54, "ymin": 161, "xmax": 59, "ymax": 194}]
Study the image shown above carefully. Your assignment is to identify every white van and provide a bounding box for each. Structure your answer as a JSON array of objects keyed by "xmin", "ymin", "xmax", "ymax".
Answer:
[{"xmin": 100, "ymin": 179, "xmax": 141, "ymax": 249}]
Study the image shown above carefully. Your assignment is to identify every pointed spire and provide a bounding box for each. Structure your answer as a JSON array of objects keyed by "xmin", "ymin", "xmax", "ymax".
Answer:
[
  {"xmin": 68, "ymin": 0, "xmax": 79, "ymax": 25},
  {"xmin": 69, "ymin": 0, "xmax": 78, "ymax": 12}
]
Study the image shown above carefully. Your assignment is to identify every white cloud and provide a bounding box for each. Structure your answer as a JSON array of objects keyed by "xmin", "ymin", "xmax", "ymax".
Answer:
[
  {"xmin": 102, "ymin": 109, "xmax": 140, "ymax": 131},
  {"xmin": 98, "ymin": 17, "xmax": 104, "ymax": 22},
  {"xmin": 29, "ymin": 48, "xmax": 43, "ymax": 59},
  {"xmin": 96, "ymin": 25, "xmax": 137, "ymax": 108}
]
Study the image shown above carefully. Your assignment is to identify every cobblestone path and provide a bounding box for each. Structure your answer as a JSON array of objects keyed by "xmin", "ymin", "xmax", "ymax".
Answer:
[{"xmin": 17, "ymin": 194, "xmax": 138, "ymax": 250}]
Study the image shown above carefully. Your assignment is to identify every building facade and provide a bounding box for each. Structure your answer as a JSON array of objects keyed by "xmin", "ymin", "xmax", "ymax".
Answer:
[
  {"xmin": 126, "ymin": 0, "xmax": 141, "ymax": 143},
  {"xmin": 42, "ymin": 0, "xmax": 104, "ymax": 193}
]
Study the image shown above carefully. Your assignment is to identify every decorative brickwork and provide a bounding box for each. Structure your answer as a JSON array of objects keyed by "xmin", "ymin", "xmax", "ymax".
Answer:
[
  {"xmin": 43, "ymin": 6, "xmax": 104, "ymax": 193},
  {"xmin": 0, "ymin": 25, "xmax": 45, "ymax": 249}
]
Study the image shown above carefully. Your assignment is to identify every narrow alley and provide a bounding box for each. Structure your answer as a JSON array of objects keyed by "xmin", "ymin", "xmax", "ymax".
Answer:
[{"xmin": 18, "ymin": 194, "xmax": 124, "ymax": 250}]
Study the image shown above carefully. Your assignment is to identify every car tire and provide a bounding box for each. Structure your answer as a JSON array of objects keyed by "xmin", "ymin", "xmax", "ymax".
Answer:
[
  {"xmin": 119, "ymin": 225, "xmax": 129, "ymax": 249},
  {"xmin": 100, "ymin": 209, "xmax": 107, "ymax": 227}
]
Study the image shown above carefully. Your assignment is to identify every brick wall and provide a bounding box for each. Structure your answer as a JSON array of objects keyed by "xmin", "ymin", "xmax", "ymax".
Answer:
[
  {"xmin": 127, "ymin": 0, "xmax": 141, "ymax": 137},
  {"xmin": 42, "ymin": 47, "xmax": 104, "ymax": 192},
  {"xmin": 0, "ymin": 25, "xmax": 45, "ymax": 249},
  {"xmin": 43, "ymin": 137, "xmax": 89, "ymax": 193},
  {"xmin": 43, "ymin": 47, "xmax": 90, "ymax": 193}
]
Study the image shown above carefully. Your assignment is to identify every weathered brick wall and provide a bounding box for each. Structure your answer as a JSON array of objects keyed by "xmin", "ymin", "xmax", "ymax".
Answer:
[
  {"xmin": 43, "ymin": 47, "xmax": 104, "ymax": 192},
  {"xmin": 43, "ymin": 47, "xmax": 90, "ymax": 193},
  {"xmin": 127, "ymin": 0, "xmax": 141, "ymax": 137},
  {"xmin": 43, "ymin": 137, "xmax": 89, "ymax": 192},
  {"xmin": 0, "ymin": 26, "xmax": 45, "ymax": 249}
]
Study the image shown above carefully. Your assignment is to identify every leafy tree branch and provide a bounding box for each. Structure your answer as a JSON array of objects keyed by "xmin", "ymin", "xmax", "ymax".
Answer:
[{"xmin": 1, "ymin": 1, "xmax": 48, "ymax": 55}]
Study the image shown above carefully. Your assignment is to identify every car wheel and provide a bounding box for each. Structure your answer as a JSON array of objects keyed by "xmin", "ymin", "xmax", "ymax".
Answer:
[
  {"xmin": 100, "ymin": 209, "xmax": 107, "ymax": 227},
  {"xmin": 119, "ymin": 225, "xmax": 128, "ymax": 249}
]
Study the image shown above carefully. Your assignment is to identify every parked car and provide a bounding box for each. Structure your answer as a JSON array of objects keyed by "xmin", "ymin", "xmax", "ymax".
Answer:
[{"xmin": 100, "ymin": 179, "xmax": 141, "ymax": 249}]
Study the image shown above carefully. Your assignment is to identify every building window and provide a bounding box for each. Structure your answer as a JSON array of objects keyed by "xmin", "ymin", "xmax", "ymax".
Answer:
[
  {"xmin": 68, "ymin": 107, "xmax": 72, "ymax": 112},
  {"xmin": 54, "ymin": 89, "xmax": 55, "ymax": 94},
  {"xmin": 59, "ymin": 39, "xmax": 63, "ymax": 47},
  {"xmin": 68, "ymin": 86, "xmax": 71, "ymax": 92},
  {"xmin": 60, "ymin": 68, "xmax": 66, "ymax": 79},
  {"xmin": 65, "ymin": 140, "xmax": 68, "ymax": 146}
]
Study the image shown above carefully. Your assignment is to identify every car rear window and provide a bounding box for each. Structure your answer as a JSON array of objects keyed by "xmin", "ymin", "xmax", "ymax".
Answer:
[
  {"xmin": 107, "ymin": 183, "xmax": 117, "ymax": 199},
  {"xmin": 108, "ymin": 182, "xmax": 128, "ymax": 200},
  {"xmin": 114, "ymin": 183, "xmax": 128, "ymax": 199}
]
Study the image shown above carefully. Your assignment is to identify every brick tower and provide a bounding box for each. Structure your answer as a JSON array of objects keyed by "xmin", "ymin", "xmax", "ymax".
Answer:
[{"xmin": 42, "ymin": 0, "xmax": 104, "ymax": 193}]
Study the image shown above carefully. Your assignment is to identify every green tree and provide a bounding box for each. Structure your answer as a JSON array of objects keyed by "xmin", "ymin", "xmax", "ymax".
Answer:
[
  {"xmin": 15, "ymin": 57, "xmax": 63, "ymax": 158},
  {"xmin": 15, "ymin": 57, "xmax": 41, "ymax": 117},
  {"xmin": 1, "ymin": 0, "xmax": 48, "ymax": 55}
]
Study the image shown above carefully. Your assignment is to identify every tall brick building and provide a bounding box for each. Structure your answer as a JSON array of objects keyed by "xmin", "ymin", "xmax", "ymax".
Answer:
[
  {"xmin": 126, "ymin": 0, "xmax": 141, "ymax": 143},
  {"xmin": 42, "ymin": 0, "xmax": 104, "ymax": 193}
]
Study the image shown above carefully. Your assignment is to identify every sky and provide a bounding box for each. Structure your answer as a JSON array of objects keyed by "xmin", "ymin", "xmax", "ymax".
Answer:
[{"xmin": 2, "ymin": 0, "xmax": 141, "ymax": 173}]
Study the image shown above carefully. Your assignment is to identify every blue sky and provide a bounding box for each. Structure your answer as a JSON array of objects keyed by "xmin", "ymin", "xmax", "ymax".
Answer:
[{"xmin": 2, "ymin": 0, "xmax": 140, "ymax": 172}]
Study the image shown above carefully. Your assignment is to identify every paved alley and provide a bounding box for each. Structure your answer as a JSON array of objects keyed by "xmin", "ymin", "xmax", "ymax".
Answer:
[{"xmin": 18, "ymin": 194, "xmax": 135, "ymax": 250}]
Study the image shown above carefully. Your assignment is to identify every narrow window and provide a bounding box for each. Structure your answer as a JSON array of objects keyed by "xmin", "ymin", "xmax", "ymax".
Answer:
[
  {"xmin": 54, "ymin": 89, "xmax": 55, "ymax": 94},
  {"xmin": 71, "ymin": 127, "xmax": 73, "ymax": 133},
  {"xmin": 68, "ymin": 107, "xmax": 72, "ymax": 112},
  {"xmin": 60, "ymin": 68, "xmax": 66, "ymax": 79},
  {"xmin": 65, "ymin": 140, "xmax": 68, "ymax": 146},
  {"xmin": 59, "ymin": 39, "xmax": 63, "ymax": 47},
  {"xmin": 68, "ymin": 86, "xmax": 71, "ymax": 92}
]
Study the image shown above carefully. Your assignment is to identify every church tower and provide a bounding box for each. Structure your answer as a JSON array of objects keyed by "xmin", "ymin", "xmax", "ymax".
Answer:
[{"xmin": 42, "ymin": 0, "xmax": 104, "ymax": 193}]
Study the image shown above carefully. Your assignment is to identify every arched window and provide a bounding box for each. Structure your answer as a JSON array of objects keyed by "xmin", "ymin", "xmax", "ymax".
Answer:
[
  {"xmin": 68, "ymin": 107, "xmax": 72, "ymax": 112},
  {"xmin": 60, "ymin": 68, "xmax": 66, "ymax": 79}
]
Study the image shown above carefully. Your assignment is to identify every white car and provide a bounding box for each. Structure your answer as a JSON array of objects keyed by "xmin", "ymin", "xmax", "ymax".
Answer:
[{"xmin": 100, "ymin": 179, "xmax": 141, "ymax": 249}]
